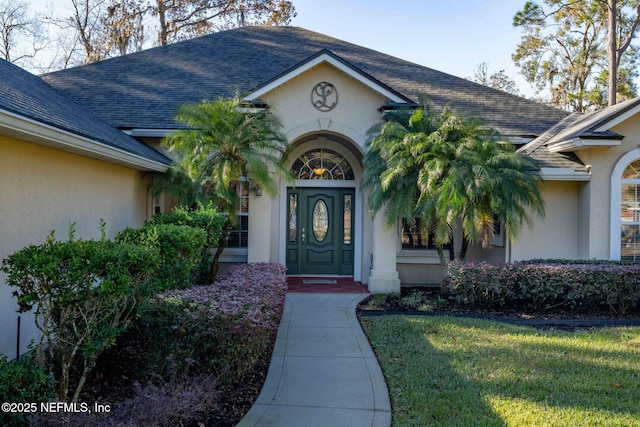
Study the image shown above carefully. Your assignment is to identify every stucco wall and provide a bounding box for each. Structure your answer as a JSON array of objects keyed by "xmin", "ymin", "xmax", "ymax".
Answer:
[
  {"xmin": 0, "ymin": 136, "xmax": 149, "ymax": 358},
  {"xmin": 573, "ymin": 114, "xmax": 640, "ymax": 259},
  {"xmin": 510, "ymin": 180, "xmax": 580, "ymax": 261},
  {"xmin": 261, "ymin": 62, "xmax": 387, "ymax": 150}
]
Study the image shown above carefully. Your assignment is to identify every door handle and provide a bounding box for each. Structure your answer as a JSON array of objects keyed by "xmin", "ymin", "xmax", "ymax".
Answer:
[{"xmin": 302, "ymin": 227, "xmax": 306, "ymax": 246}]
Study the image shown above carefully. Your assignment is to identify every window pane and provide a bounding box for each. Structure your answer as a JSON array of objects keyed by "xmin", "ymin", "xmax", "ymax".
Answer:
[
  {"xmin": 289, "ymin": 194, "xmax": 297, "ymax": 243},
  {"xmin": 622, "ymin": 160, "xmax": 640, "ymax": 179},
  {"xmin": 312, "ymin": 200, "xmax": 329, "ymax": 241},
  {"xmin": 344, "ymin": 195, "xmax": 352, "ymax": 245},
  {"xmin": 621, "ymin": 224, "xmax": 640, "ymax": 261},
  {"xmin": 401, "ymin": 218, "xmax": 429, "ymax": 249},
  {"xmin": 622, "ymin": 184, "xmax": 640, "ymax": 222},
  {"xmin": 290, "ymin": 148, "xmax": 354, "ymax": 180}
]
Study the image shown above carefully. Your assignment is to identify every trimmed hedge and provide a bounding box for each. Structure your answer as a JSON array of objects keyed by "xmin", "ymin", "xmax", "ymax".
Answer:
[
  {"xmin": 140, "ymin": 263, "xmax": 287, "ymax": 382},
  {"xmin": 445, "ymin": 260, "xmax": 640, "ymax": 314},
  {"xmin": 148, "ymin": 205, "xmax": 227, "ymax": 285},
  {"xmin": 116, "ymin": 223, "xmax": 207, "ymax": 290}
]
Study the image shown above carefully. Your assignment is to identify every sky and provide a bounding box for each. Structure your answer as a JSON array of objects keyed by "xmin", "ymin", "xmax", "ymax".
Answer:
[
  {"xmin": 290, "ymin": 0, "xmax": 531, "ymax": 93},
  {"xmin": 28, "ymin": 0, "xmax": 536, "ymax": 96}
]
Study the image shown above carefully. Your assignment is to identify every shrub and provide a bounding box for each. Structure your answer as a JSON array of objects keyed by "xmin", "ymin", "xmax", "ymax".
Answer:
[
  {"xmin": 0, "ymin": 229, "xmax": 157, "ymax": 402},
  {"xmin": 444, "ymin": 261, "xmax": 517, "ymax": 308},
  {"xmin": 148, "ymin": 205, "xmax": 227, "ymax": 285},
  {"xmin": 445, "ymin": 259, "xmax": 640, "ymax": 314},
  {"xmin": 30, "ymin": 374, "xmax": 218, "ymax": 427},
  {"xmin": 116, "ymin": 223, "xmax": 207, "ymax": 290},
  {"xmin": 140, "ymin": 263, "xmax": 287, "ymax": 382},
  {"xmin": 0, "ymin": 354, "xmax": 55, "ymax": 427}
]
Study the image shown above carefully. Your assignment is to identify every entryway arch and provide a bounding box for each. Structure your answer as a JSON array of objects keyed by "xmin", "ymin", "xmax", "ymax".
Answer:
[{"xmin": 279, "ymin": 134, "xmax": 363, "ymax": 278}]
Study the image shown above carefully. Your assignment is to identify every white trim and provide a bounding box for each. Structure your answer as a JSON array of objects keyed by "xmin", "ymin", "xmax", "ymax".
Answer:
[
  {"xmin": 610, "ymin": 148, "xmax": 640, "ymax": 260},
  {"xmin": 548, "ymin": 137, "xmax": 622, "ymax": 153},
  {"xmin": 278, "ymin": 137, "xmax": 363, "ymax": 280},
  {"xmin": 243, "ymin": 52, "xmax": 407, "ymax": 104},
  {"xmin": 0, "ymin": 109, "xmax": 168, "ymax": 172},
  {"xmin": 285, "ymin": 120, "xmax": 367, "ymax": 148},
  {"xmin": 594, "ymin": 104, "xmax": 640, "ymax": 132},
  {"xmin": 539, "ymin": 167, "xmax": 591, "ymax": 181},
  {"xmin": 396, "ymin": 250, "xmax": 445, "ymax": 264},
  {"xmin": 124, "ymin": 128, "xmax": 176, "ymax": 138}
]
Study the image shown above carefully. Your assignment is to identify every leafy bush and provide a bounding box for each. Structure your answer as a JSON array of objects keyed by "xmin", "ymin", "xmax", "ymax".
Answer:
[
  {"xmin": 0, "ymin": 354, "xmax": 55, "ymax": 427},
  {"xmin": 445, "ymin": 260, "xmax": 640, "ymax": 314},
  {"xmin": 140, "ymin": 263, "xmax": 287, "ymax": 382},
  {"xmin": 148, "ymin": 205, "xmax": 227, "ymax": 285},
  {"xmin": 30, "ymin": 374, "xmax": 218, "ymax": 427},
  {"xmin": 0, "ymin": 229, "xmax": 157, "ymax": 402},
  {"xmin": 116, "ymin": 223, "xmax": 207, "ymax": 290}
]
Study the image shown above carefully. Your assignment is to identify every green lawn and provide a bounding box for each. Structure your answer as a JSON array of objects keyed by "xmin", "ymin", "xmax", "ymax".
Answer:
[{"xmin": 360, "ymin": 315, "xmax": 640, "ymax": 427}]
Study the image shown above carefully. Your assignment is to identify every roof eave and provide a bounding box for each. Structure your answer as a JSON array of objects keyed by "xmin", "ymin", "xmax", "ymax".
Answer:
[
  {"xmin": 0, "ymin": 109, "xmax": 169, "ymax": 172},
  {"xmin": 548, "ymin": 137, "xmax": 623, "ymax": 153},
  {"xmin": 539, "ymin": 167, "xmax": 591, "ymax": 181}
]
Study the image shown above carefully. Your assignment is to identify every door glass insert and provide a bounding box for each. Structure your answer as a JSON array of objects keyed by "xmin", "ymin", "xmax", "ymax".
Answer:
[
  {"xmin": 313, "ymin": 200, "xmax": 329, "ymax": 241},
  {"xmin": 344, "ymin": 195, "xmax": 352, "ymax": 245},
  {"xmin": 289, "ymin": 193, "xmax": 297, "ymax": 242}
]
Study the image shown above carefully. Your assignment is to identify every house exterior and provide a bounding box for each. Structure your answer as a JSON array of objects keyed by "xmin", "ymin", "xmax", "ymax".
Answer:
[
  {"xmin": 0, "ymin": 59, "xmax": 171, "ymax": 357},
  {"xmin": 2, "ymin": 26, "xmax": 640, "ymax": 356}
]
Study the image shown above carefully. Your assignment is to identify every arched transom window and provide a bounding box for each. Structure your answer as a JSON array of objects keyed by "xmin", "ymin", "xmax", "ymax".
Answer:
[
  {"xmin": 621, "ymin": 159, "xmax": 640, "ymax": 261},
  {"xmin": 291, "ymin": 148, "xmax": 354, "ymax": 180}
]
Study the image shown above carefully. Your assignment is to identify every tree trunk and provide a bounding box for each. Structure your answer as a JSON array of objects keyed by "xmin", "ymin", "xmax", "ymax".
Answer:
[
  {"xmin": 459, "ymin": 236, "xmax": 469, "ymax": 261},
  {"xmin": 209, "ymin": 219, "xmax": 232, "ymax": 282},
  {"xmin": 157, "ymin": 0, "xmax": 168, "ymax": 46},
  {"xmin": 608, "ymin": 0, "xmax": 617, "ymax": 106}
]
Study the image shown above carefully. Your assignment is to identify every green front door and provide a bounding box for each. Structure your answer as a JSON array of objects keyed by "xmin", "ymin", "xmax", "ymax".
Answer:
[{"xmin": 286, "ymin": 187, "xmax": 354, "ymax": 275}]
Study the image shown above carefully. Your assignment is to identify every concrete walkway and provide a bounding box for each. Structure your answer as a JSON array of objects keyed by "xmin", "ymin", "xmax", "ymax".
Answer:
[{"xmin": 237, "ymin": 293, "xmax": 392, "ymax": 427}]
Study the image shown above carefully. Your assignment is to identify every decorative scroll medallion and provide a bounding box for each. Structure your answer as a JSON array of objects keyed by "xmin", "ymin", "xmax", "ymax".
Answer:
[{"xmin": 311, "ymin": 82, "xmax": 338, "ymax": 112}]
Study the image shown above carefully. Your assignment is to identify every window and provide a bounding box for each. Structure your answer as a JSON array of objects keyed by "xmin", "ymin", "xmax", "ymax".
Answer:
[
  {"xmin": 621, "ymin": 160, "xmax": 640, "ymax": 261},
  {"xmin": 401, "ymin": 218, "xmax": 444, "ymax": 250},
  {"xmin": 226, "ymin": 181, "xmax": 249, "ymax": 248},
  {"xmin": 291, "ymin": 148, "xmax": 354, "ymax": 180}
]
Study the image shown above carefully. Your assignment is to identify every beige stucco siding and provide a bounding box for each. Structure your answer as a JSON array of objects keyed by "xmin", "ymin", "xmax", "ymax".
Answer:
[
  {"xmin": 510, "ymin": 180, "xmax": 580, "ymax": 261},
  {"xmin": 0, "ymin": 136, "xmax": 149, "ymax": 357},
  {"xmin": 260, "ymin": 62, "xmax": 387, "ymax": 149}
]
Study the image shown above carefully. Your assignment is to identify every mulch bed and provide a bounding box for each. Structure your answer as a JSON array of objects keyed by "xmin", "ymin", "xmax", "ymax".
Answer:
[
  {"xmin": 80, "ymin": 331, "xmax": 275, "ymax": 427},
  {"xmin": 357, "ymin": 287, "xmax": 640, "ymax": 331}
]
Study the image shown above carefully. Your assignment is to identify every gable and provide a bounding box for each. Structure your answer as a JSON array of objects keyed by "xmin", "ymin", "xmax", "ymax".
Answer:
[
  {"xmin": 244, "ymin": 50, "xmax": 413, "ymax": 105},
  {"xmin": 252, "ymin": 58, "xmax": 400, "ymax": 145}
]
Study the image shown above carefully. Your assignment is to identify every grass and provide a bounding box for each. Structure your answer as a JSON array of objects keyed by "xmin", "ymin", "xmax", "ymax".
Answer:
[{"xmin": 360, "ymin": 315, "xmax": 640, "ymax": 427}]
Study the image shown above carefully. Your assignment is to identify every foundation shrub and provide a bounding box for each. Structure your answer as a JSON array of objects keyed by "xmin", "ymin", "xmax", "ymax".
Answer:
[
  {"xmin": 147, "ymin": 205, "xmax": 227, "ymax": 285},
  {"xmin": 140, "ymin": 262, "xmax": 287, "ymax": 382},
  {"xmin": 445, "ymin": 260, "xmax": 640, "ymax": 314},
  {"xmin": 444, "ymin": 261, "xmax": 517, "ymax": 308},
  {"xmin": 0, "ymin": 354, "xmax": 55, "ymax": 427},
  {"xmin": 116, "ymin": 223, "xmax": 207, "ymax": 290},
  {"xmin": 0, "ymin": 230, "xmax": 157, "ymax": 402}
]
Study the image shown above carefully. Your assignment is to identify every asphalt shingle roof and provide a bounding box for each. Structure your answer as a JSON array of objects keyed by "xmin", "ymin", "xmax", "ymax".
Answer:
[
  {"xmin": 518, "ymin": 114, "xmax": 589, "ymax": 172},
  {"xmin": 520, "ymin": 97, "xmax": 640, "ymax": 172},
  {"xmin": 542, "ymin": 96, "xmax": 640, "ymax": 146},
  {"xmin": 41, "ymin": 26, "xmax": 570, "ymax": 137},
  {"xmin": 1, "ymin": 59, "xmax": 171, "ymax": 165}
]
